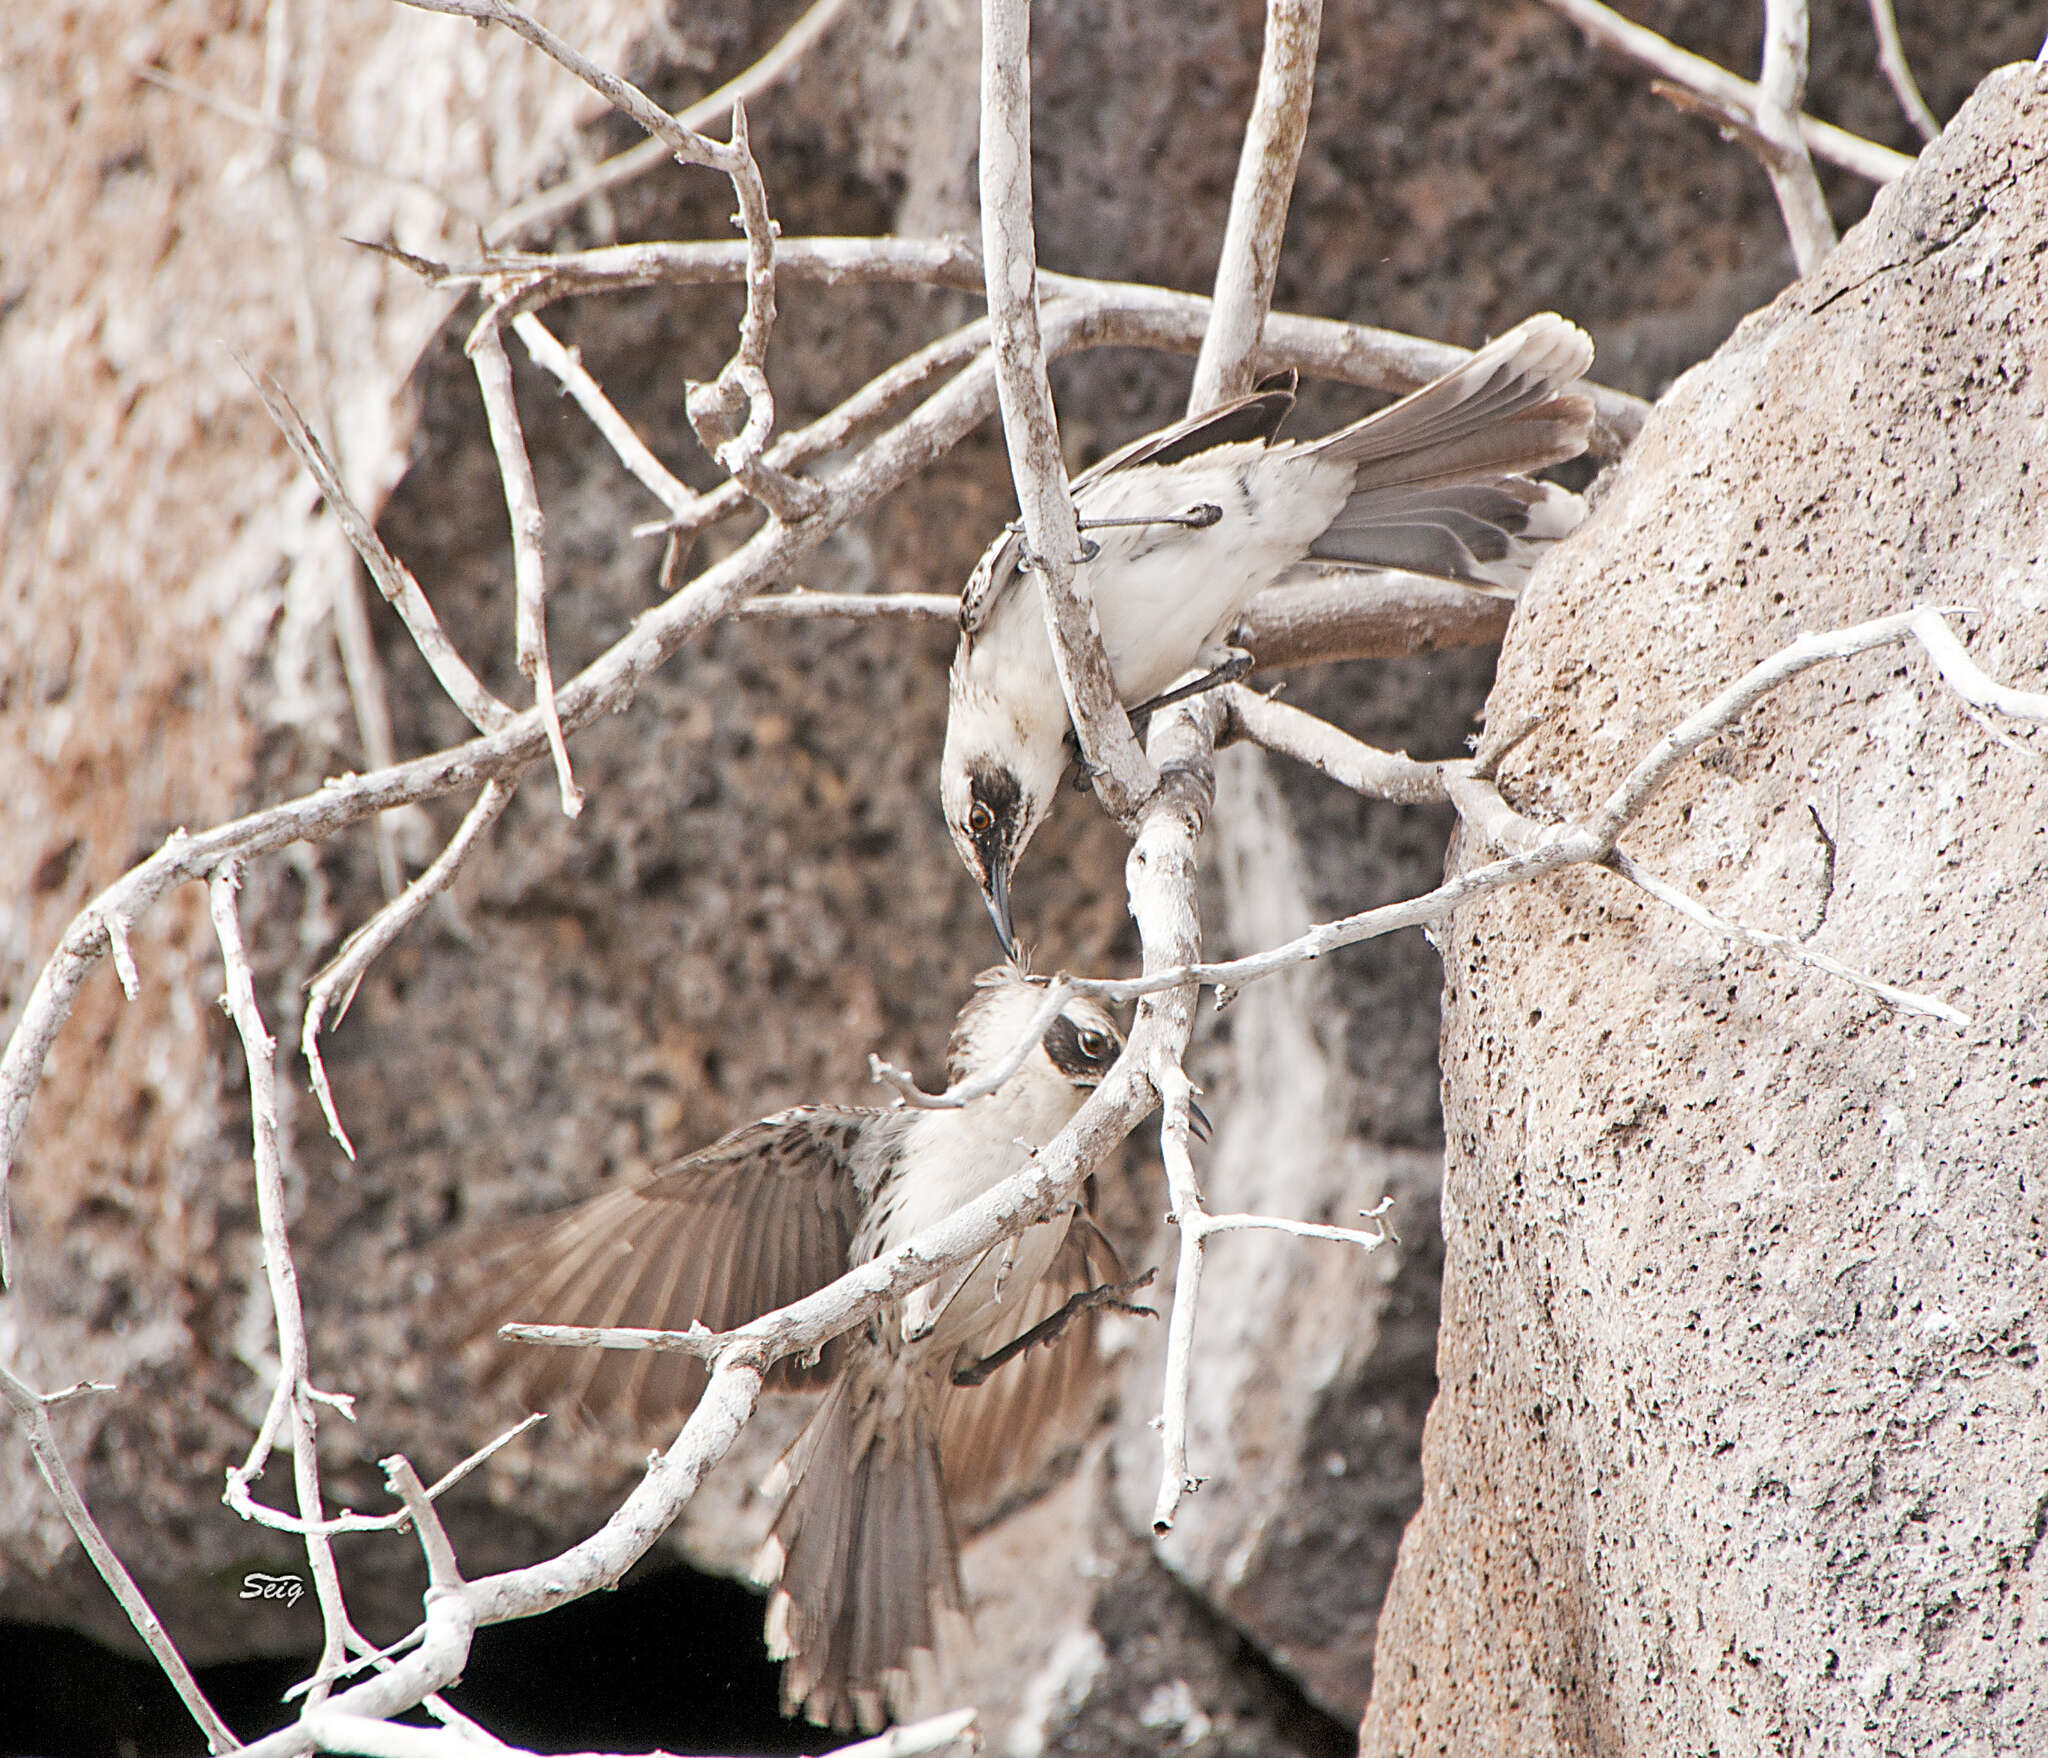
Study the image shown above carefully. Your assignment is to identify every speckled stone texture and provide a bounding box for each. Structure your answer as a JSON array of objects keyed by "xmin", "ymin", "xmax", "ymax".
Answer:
[{"xmin": 1362, "ymin": 63, "xmax": 2048, "ymax": 1758}]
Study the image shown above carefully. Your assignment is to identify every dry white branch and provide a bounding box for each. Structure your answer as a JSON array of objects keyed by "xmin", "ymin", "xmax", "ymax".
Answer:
[
  {"xmin": 730, "ymin": 571, "xmax": 1515, "ymax": 668},
  {"xmin": 1606, "ymin": 847, "xmax": 1967, "ymax": 1024},
  {"xmin": 1218, "ymin": 684, "xmax": 1448, "ymax": 805},
  {"xmin": 510, "ymin": 312, "xmax": 697, "ymax": 519},
  {"xmin": 384, "ymin": 1454, "xmax": 464, "ymax": 1591},
  {"xmin": 1866, "ymin": 0, "xmax": 1940, "ymax": 142},
  {"xmin": 210, "ymin": 863, "xmax": 352, "ymax": 1707},
  {"xmin": 1537, "ymin": 0, "xmax": 1913, "ymax": 185},
  {"xmin": 1187, "ymin": 0, "xmax": 1322, "ymax": 410},
  {"xmin": 242, "ymin": 358, "xmax": 513, "ymax": 736},
  {"xmin": 305, "ymin": 780, "xmax": 516, "ymax": 1158},
  {"xmin": 485, "ymin": 0, "xmax": 858, "ymax": 243},
  {"xmin": 1754, "ymin": 0, "xmax": 1838, "ymax": 274},
  {"xmin": 0, "ymin": 1366, "xmax": 238, "ymax": 1754},
  {"xmin": 461, "ymin": 237, "xmax": 1651, "ymax": 455},
  {"xmin": 979, "ymin": 0, "xmax": 1155, "ymax": 824},
  {"xmin": 1148, "ymin": 1056, "xmax": 1210, "ymax": 1532},
  {"xmin": 470, "ymin": 323, "xmax": 583, "ymax": 818},
  {"xmin": 1910, "ymin": 608, "xmax": 2048, "ymax": 721},
  {"xmin": 229, "ymin": 1414, "xmax": 544, "ymax": 1543}
]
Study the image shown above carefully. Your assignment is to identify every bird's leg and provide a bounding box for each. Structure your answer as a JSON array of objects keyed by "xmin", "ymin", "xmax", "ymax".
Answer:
[
  {"xmin": 1011, "ymin": 503, "xmax": 1221, "ymax": 575},
  {"xmin": 1075, "ymin": 502, "xmax": 1223, "ymax": 535},
  {"xmin": 1128, "ymin": 645, "xmax": 1255, "ymax": 723},
  {"xmin": 950, "ymin": 1268, "xmax": 1160, "ymax": 1388}
]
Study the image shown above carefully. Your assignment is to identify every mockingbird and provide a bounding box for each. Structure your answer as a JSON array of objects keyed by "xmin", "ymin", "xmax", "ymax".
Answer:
[
  {"xmin": 941, "ymin": 313, "xmax": 1597, "ymax": 952},
  {"xmin": 466, "ymin": 967, "xmax": 1131, "ymax": 1730}
]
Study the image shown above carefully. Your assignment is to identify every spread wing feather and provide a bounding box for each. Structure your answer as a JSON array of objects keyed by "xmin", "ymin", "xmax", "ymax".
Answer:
[{"xmin": 465, "ymin": 1106, "xmax": 876, "ymax": 1427}]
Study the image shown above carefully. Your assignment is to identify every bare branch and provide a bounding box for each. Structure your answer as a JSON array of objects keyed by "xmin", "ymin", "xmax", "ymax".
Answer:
[
  {"xmin": 0, "ymin": 1366, "xmax": 238, "ymax": 1754},
  {"xmin": 833, "ymin": 1707, "xmax": 982, "ymax": 1758},
  {"xmin": 1865, "ymin": 0, "xmax": 1940, "ymax": 143},
  {"xmin": 737, "ymin": 590, "xmax": 957, "ymax": 621},
  {"xmin": 1231, "ymin": 570, "xmax": 1513, "ymax": 666},
  {"xmin": 1754, "ymin": 0, "xmax": 1837, "ymax": 274},
  {"xmin": 677, "ymin": 104, "xmax": 823, "ymax": 521},
  {"xmin": 240, "ymin": 359, "xmax": 513, "ymax": 736},
  {"xmin": 470, "ymin": 324, "xmax": 583, "ymax": 817},
  {"xmin": 1909, "ymin": 608, "xmax": 2048, "ymax": 721},
  {"xmin": 460, "ymin": 239, "xmax": 1649, "ymax": 456},
  {"xmin": 1537, "ymin": 0, "xmax": 1914, "ymax": 185},
  {"xmin": 730, "ymin": 571, "xmax": 1515, "ymax": 671},
  {"xmin": 510, "ymin": 312, "xmax": 698, "ymax": 519},
  {"xmin": 1187, "ymin": 0, "xmax": 1322, "ymax": 411},
  {"xmin": 392, "ymin": 0, "xmax": 747, "ymax": 177},
  {"xmin": 1605, "ymin": 848, "xmax": 1966, "ymax": 1024},
  {"xmin": 383, "ymin": 1455, "xmax": 464, "ymax": 1592},
  {"xmin": 210, "ymin": 863, "xmax": 352, "ymax": 1706},
  {"xmin": 1149, "ymin": 1056, "xmax": 1209, "ymax": 1533},
  {"xmin": 978, "ymin": 0, "xmax": 1155, "ymax": 823},
  {"xmin": 1218, "ymin": 685, "xmax": 1449, "ymax": 805},
  {"xmin": 1581, "ymin": 608, "xmax": 1972, "ymax": 847},
  {"xmin": 485, "ymin": 0, "xmax": 858, "ymax": 243},
  {"xmin": 305, "ymin": 780, "xmax": 516, "ymax": 1159}
]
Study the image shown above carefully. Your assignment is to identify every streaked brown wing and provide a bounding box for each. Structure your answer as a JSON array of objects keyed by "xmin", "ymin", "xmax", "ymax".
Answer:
[
  {"xmin": 937, "ymin": 1215, "xmax": 1128, "ymax": 1531},
  {"xmin": 467, "ymin": 1106, "xmax": 876, "ymax": 1429}
]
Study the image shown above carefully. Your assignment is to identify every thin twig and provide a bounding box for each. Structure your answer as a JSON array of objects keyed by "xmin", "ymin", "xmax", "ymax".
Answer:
[
  {"xmin": 485, "ymin": 0, "xmax": 858, "ymax": 243},
  {"xmin": 304, "ymin": 780, "xmax": 516, "ymax": 1158},
  {"xmin": 1187, "ymin": 0, "xmax": 1322, "ymax": 410},
  {"xmin": 1909, "ymin": 609, "xmax": 2048, "ymax": 721},
  {"xmin": 229, "ymin": 1414, "xmax": 544, "ymax": 1542},
  {"xmin": 455, "ymin": 238, "xmax": 1650, "ymax": 456},
  {"xmin": 1218, "ymin": 685, "xmax": 1448, "ymax": 805},
  {"xmin": 509, "ymin": 313, "xmax": 698, "ymax": 519},
  {"xmin": 239, "ymin": 359, "xmax": 513, "ymax": 737},
  {"xmin": 0, "ymin": 1366, "xmax": 238, "ymax": 1754},
  {"xmin": 1149, "ymin": 1056, "xmax": 1209, "ymax": 1533},
  {"xmin": 210, "ymin": 864, "xmax": 351, "ymax": 1709},
  {"xmin": 1865, "ymin": 0, "xmax": 1940, "ymax": 143},
  {"xmin": 383, "ymin": 1455, "xmax": 464, "ymax": 1591},
  {"xmin": 1753, "ymin": 0, "xmax": 1837, "ymax": 274},
  {"xmin": 1537, "ymin": 0, "xmax": 1913, "ymax": 185},
  {"xmin": 978, "ymin": 0, "xmax": 1155, "ymax": 823},
  {"xmin": 1605, "ymin": 848, "xmax": 1966, "ymax": 1024},
  {"xmin": 469, "ymin": 324, "xmax": 583, "ymax": 817}
]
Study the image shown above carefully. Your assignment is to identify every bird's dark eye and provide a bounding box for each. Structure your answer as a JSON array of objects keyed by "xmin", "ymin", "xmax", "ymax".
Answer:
[
  {"xmin": 967, "ymin": 802, "xmax": 995, "ymax": 835},
  {"xmin": 1076, "ymin": 1029, "xmax": 1112, "ymax": 1063}
]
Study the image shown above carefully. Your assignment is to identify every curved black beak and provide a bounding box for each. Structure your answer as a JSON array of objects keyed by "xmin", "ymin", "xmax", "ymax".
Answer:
[{"xmin": 981, "ymin": 861, "xmax": 1018, "ymax": 961}]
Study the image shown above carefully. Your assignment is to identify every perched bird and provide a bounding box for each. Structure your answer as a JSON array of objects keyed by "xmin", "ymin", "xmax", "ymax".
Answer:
[
  {"xmin": 942, "ymin": 313, "xmax": 1597, "ymax": 951},
  {"xmin": 465, "ymin": 968, "xmax": 1129, "ymax": 1731}
]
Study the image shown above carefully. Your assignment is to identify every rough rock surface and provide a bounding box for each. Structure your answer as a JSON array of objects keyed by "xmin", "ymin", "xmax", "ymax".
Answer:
[
  {"xmin": 3, "ymin": 0, "xmax": 2042, "ymax": 1751},
  {"xmin": 1362, "ymin": 63, "xmax": 2048, "ymax": 1758}
]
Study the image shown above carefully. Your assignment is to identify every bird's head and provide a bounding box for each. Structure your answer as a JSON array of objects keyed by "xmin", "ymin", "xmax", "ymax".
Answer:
[
  {"xmin": 948, "ymin": 966, "xmax": 1125, "ymax": 1094},
  {"xmin": 939, "ymin": 687, "xmax": 1068, "ymax": 959}
]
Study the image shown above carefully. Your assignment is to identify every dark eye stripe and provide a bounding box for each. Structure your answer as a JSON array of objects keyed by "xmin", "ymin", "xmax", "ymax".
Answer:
[{"xmin": 1042, "ymin": 1014, "xmax": 1121, "ymax": 1082}]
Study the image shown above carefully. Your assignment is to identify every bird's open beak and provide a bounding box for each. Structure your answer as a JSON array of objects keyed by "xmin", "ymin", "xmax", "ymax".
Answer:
[{"xmin": 981, "ymin": 861, "xmax": 1018, "ymax": 960}]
